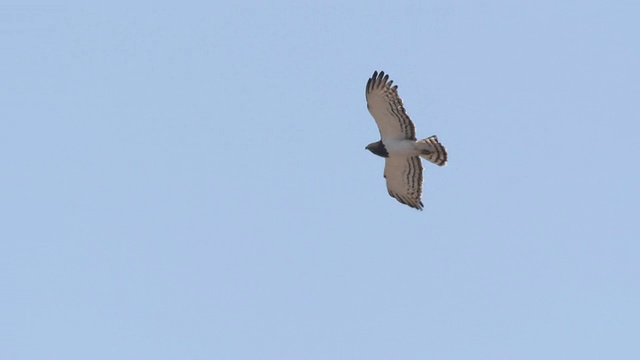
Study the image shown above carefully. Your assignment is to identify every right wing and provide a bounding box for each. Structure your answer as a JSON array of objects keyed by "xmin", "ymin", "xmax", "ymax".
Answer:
[{"xmin": 383, "ymin": 155, "xmax": 424, "ymax": 210}]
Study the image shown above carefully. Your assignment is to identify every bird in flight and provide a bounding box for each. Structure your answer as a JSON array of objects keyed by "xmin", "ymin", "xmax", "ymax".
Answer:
[{"xmin": 365, "ymin": 71, "xmax": 447, "ymax": 210}]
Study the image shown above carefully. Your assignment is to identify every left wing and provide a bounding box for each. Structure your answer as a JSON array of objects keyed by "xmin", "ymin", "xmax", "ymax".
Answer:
[
  {"xmin": 384, "ymin": 155, "xmax": 424, "ymax": 210},
  {"xmin": 366, "ymin": 71, "xmax": 416, "ymax": 141}
]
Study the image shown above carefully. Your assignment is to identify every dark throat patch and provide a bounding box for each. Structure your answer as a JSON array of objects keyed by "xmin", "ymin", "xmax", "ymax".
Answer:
[{"xmin": 367, "ymin": 141, "xmax": 389, "ymax": 158}]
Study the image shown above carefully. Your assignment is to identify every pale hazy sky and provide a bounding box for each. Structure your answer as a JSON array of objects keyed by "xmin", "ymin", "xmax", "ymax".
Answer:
[{"xmin": 2, "ymin": 1, "xmax": 639, "ymax": 359}]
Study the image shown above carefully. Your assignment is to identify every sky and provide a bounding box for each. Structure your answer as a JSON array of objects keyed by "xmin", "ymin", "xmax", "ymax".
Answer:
[{"xmin": 2, "ymin": 1, "xmax": 639, "ymax": 359}]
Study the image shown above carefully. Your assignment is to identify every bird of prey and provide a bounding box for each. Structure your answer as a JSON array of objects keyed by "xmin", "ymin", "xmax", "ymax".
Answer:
[{"xmin": 365, "ymin": 71, "xmax": 447, "ymax": 210}]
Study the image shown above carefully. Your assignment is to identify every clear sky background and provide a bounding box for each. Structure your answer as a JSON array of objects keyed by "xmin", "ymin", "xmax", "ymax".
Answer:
[{"xmin": 2, "ymin": 1, "xmax": 639, "ymax": 359}]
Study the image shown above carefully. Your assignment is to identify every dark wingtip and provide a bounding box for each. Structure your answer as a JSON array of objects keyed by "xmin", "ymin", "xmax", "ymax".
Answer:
[
  {"xmin": 368, "ymin": 70, "xmax": 392, "ymax": 90},
  {"xmin": 367, "ymin": 71, "xmax": 380, "ymax": 93}
]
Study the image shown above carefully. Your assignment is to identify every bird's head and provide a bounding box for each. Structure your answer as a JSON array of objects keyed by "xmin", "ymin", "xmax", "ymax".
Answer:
[
  {"xmin": 365, "ymin": 142, "xmax": 375, "ymax": 151},
  {"xmin": 365, "ymin": 140, "xmax": 388, "ymax": 158}
]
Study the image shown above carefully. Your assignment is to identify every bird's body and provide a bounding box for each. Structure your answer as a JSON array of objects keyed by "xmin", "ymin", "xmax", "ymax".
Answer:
[
  {"xmin": 365, "ymin": 71, "xmax": 447, "ymax": 210},
  {"xmin": 383, "ymin": 138, "xmax": 422, "ymax": 157}
]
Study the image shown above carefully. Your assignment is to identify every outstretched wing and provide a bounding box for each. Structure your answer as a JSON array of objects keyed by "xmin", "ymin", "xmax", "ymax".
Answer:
[
  {"xmin": 365, "ymin": 71, "xmax": 416, "ymax": 141},
  {"xmin": 384, "ymin": 156, "xmax": 424, "ymax": 210}
]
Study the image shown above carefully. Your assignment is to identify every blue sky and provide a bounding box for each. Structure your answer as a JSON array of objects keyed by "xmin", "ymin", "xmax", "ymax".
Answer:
[{"xmin": 2, "ymin": 1, "xmax": 639, "ymax": 359}]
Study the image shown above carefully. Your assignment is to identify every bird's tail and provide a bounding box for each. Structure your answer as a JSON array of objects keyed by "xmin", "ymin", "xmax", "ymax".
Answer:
[{"xmin": 417, "ymin": 136, "xmax": 447, "ymax": 166}]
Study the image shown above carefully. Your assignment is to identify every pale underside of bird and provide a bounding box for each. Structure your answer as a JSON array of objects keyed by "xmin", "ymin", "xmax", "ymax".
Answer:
[{"xmin": 365, "ymin": 71, "xmax": 447, "ymax": 210}]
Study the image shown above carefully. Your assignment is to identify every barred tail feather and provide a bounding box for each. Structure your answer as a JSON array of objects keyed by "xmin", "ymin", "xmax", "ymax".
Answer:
[{"xmin": 417, "ymin": 136, "xmax": 447, "ymax": 166}]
